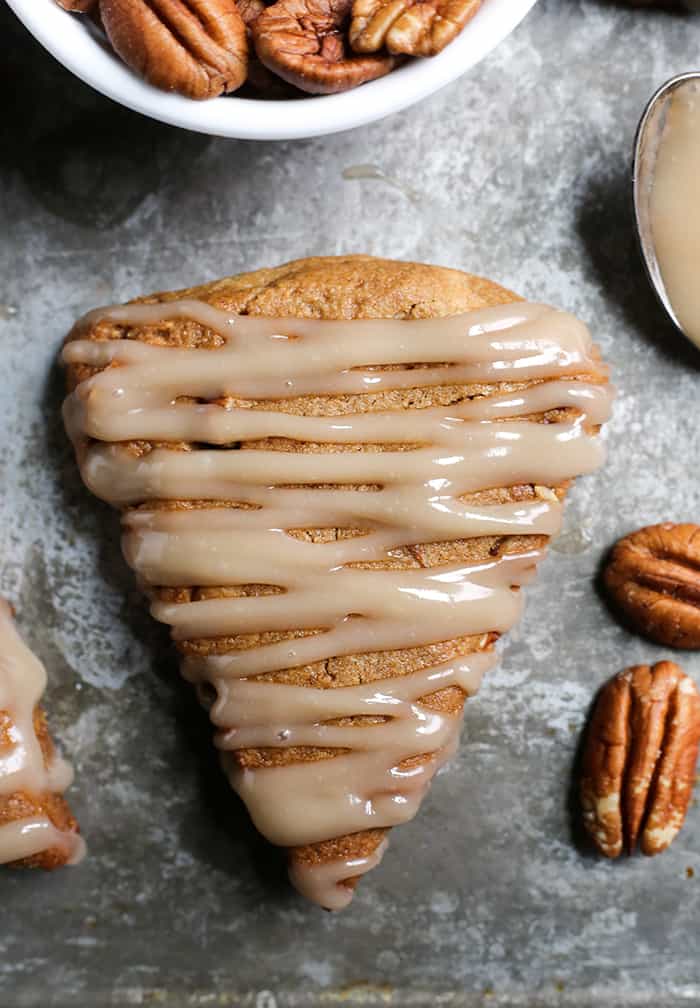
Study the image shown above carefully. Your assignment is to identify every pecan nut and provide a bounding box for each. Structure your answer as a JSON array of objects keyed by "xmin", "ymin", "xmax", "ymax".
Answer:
[
  {"xmin": 99, "ymin": 0, "xmax": 248, "ymax": 100},
  {"xmin": 581, "ymin": 661, "xmax": 700, "ymax": 857},
  {"xmin": 349, "ymin": 0, "xmax": 480, "ymax": 56},
  {"xmin": 252, "ymin": 0, "xmax": 396, "ymax": 94},
  {"xmin": 235, "ymin": 0, "xmax": 298, "ymax": 95},
  {"xmin": 603, "ymin": 523, "xmax": 700, "ymax": 648},
  {"xmin": 237, "ymin": 0, "xmax": 266, "ymax": 21}
]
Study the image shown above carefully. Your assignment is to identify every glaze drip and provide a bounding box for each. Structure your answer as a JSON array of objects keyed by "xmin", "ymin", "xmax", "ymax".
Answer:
[
  {"xmin": 62, "ymin": 298, "xmax": 611, "ymax": 906},
  {"xmin": 0, "ymin": 599, "xmax": 84, "ymax": 867}
]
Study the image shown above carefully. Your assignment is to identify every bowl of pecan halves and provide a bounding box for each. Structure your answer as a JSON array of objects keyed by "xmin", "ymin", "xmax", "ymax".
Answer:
[{"xmin": 6, "ymin": 0, "xmax": 538, "ymax": 139}]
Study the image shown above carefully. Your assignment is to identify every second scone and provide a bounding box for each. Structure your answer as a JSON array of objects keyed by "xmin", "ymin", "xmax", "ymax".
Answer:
[{"xmin": 62, "ymin": 255, "xmax": 613, "ymax": 908}]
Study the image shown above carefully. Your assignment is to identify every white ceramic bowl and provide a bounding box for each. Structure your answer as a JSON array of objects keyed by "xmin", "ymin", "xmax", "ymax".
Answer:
[{"xmin": 7, "ymin": 0, "xmax": 538, "ymax": 140}]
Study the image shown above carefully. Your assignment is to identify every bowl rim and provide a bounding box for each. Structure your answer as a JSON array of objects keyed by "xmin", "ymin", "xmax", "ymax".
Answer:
[{"xmin": 6, "ymin": 0, "xmax": 538, "ymax": 141}]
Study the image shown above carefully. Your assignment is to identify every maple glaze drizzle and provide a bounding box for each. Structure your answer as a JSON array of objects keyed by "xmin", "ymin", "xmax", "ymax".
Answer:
[
  {"xmin": 0, "ymin": 600, "xmax": 84, "ymax": 866},
  {"xmin": 63, "ymin": 298, "xmax": 611, "ymax": 907}
]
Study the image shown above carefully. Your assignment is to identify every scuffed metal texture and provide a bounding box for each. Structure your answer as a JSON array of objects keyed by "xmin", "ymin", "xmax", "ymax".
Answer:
[{"xmin": 1, "ymin": 1, "xmax": 700, "ymax": 1003}]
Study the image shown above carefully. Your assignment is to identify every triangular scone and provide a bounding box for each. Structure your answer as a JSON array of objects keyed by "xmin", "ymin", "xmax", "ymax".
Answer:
[
  {"xmin": 0, "ymin": 599, "xmax": 84, "ymax": 869},
  {"xmin": 62, "ymin": 255, "xmax": 612, "ymax": 908}
]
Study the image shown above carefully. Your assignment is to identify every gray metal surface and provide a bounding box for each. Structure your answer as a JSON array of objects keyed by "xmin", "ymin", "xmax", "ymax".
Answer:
[{"xmin": 1, "ymin": 1, "xmax": 700, "ymax": 1004}]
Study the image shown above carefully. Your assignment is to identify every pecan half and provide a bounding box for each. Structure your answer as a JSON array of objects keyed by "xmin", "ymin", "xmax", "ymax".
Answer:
[
  {"xmin": 603, "ymin": 523, "xmax": 700, "ymax": 649},
  {"xmin": 99, "ymin": 0, "xmax": 248, "ymax": 100},
  {"xmin": 237, "ymin": 0, "xmax": 266, "ymax": 20},
  {"xmin": 235, "ymin": 0, "xmax": 297, "ymax": 96},
  {"xmin": 350, "ymin": 0, "xmax": 480, "ymax": 56},
  {"xmin": 252, "ymin": 0, "xmax": 396, "ymax": 94},
  {"xmin": 581, "ymin": 661, "xmax": 700, "ymax": 857}
]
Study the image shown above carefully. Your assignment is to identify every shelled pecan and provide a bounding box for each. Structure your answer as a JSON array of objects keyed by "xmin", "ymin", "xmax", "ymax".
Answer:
[
  {"xmin": 604, "ymin": 524, "xmax": 700, "ymax": 649},
  {"xmin": 99, "ymin": 0, "xmax": 248, "ymax": 99},
  {"xmin": 581, "ymin": 661, "xmax": 700, "ymax": 857}
]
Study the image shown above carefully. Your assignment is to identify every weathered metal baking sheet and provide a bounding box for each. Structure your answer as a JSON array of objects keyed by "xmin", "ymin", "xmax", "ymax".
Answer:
[{"xmin": 2, "ymin": 1, "xmax": 700, "ymax": 1003}]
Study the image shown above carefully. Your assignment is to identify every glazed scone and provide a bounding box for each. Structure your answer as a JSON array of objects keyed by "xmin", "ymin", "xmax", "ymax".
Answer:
[
  {"xmin": 62, "ymin": 255, "xmax": 612, "ymax": 907},
  {"xmin": 0, "ymin": 599, "xmax": 84, "ymax": 869}
]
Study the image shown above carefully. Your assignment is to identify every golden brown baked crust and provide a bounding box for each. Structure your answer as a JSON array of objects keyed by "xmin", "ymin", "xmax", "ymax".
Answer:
[
  {"xmin": 66, "ymin": 255, "xmax": 606, "ymax": 896},
  {"xmin": 147, "ymin": 254, "xmax": 521, "ymax": 318},
  {"xmin": 0, "ymin": 708, "xmax": 79, "ymax": 869}
]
